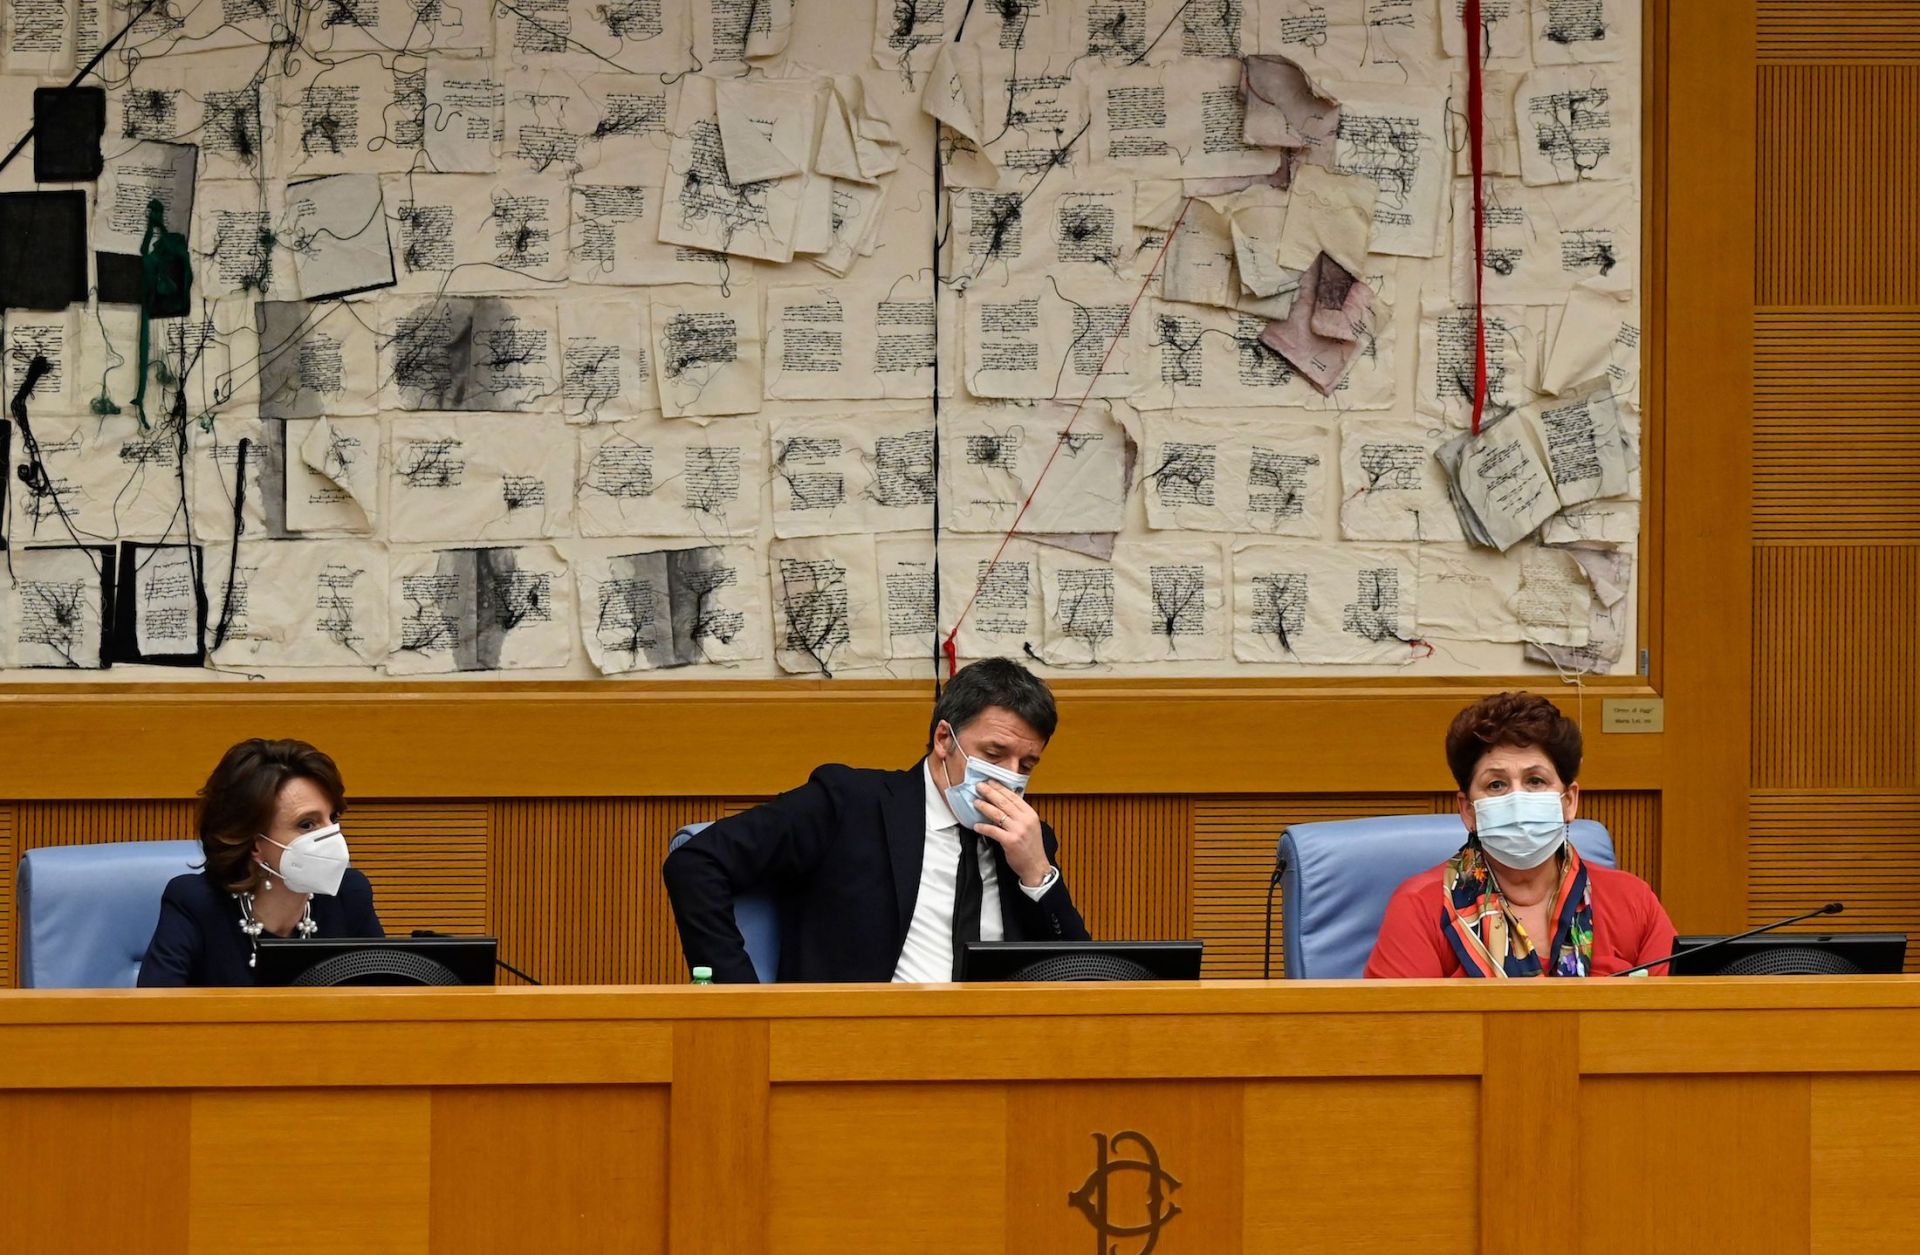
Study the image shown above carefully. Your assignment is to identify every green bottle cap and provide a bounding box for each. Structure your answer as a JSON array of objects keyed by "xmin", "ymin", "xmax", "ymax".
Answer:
[{"xmin": 691, "ymin": 966, "xmax": 714, "ymax": 983}]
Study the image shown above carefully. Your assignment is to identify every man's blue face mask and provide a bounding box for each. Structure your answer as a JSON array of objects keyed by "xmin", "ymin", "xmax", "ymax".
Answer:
[{"xmin": 939, "ymin": 721, "xmax": 1031, "ymax": 833}]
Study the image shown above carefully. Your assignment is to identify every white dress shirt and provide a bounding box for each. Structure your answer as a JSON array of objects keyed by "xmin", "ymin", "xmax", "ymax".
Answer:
[{"xmin": 892, "ymin": 760, "xmax": 1056, "ymax": 983}]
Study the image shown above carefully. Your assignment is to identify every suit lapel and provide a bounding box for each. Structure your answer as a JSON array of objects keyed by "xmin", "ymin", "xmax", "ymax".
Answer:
[{"xmin": 883, "ymin": 762, "xmax": 927, "ymax": 943}]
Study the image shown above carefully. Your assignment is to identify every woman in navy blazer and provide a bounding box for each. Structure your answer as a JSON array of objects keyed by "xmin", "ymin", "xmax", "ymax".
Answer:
[{"xmin": 138, "ymin": 739, "xmax": 383, "ymax": 987}]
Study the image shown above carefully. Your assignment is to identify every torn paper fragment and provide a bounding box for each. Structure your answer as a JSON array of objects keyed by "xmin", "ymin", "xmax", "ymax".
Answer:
[
  {"xmin": 576, "ymin": 414, "xmax": 765, "ymax": 538},
  {"xmin": 1240, "ymin": 54, "xmax": 1340, "ymax": 149},
  {"xmin": 770, "ymin": 411, "xmax": 935, "ymax": 538},
  {"xmin": 1542, "ymin": 284, "xmax": 1641, "ymax": 400},
  {"xmin": 1328, "ymin": 82, "xmax": 1448, "ymax": 257},
  {"xmin": 1140, "ymin": 414, "xmax": 1331, "ymax": 537},
  {"xmin": 210, "ymin": 541, "xmax": 389, "ymax": 669},
  {"xmin": 934, "ymin": 537, "xmax": 1044, "ymax": 663},
  {"xmin": 576, "ymin": 541, "xmax": 760, "ymax": 674},
  {"xmin": 288, "ymin": 416, "xmax": 379, "ymax": 535},
  {"xmin": 1519, "ymin": 383, "xmax": 1630, "ymax": 507},
  {"xmin": 1517, "ymin": 65, "xmax": 1636, "ymax": 186},
  {"xmin": 1259, "ymin": 252, "xmax": 1373, "ymax": 395},
  {"xmin": 1339, "ymin": 419, "xmax": 1468, "ymax": 543},
  {"xmin": 1274, "ymin": 163, "xmax": 1375, "ymax": 273},
  {"xmin": 771, "ymin": 534, "xmax": 884, "ymax": 676},
  {"xmin": 388, "ymin": 543, "xmax": 572, "ymax": 674},
  {"xmin": 1040, "ymin": 540, "xmax": 1227, "ymax": 666},
  {"xmin": 1435, "ymin": 415, "xmax": 1564, "ymax": 552},
  {"xmin": 940, "ymin": 399, "xmax": 1130, "ymax": 536},
  {"xmin": 388, "ymin": 413, "xmax": 576, "ymax": 543},
  {"xmin": 1233, "ymin": 541, "xmax": 1421, "ymax": 664},
  {"xmin": 650, "ymin": 285, "xmax": 764, "ymax": 418}
]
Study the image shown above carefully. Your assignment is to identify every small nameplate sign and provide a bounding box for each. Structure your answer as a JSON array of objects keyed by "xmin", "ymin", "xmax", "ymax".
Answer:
[{"xmin": 1602, "ymin": 697, "xmax": 1664, "ymax": 734}]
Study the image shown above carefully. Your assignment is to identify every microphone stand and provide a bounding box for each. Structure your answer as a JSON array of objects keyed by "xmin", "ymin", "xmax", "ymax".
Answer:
[
  {"xmin": 1262, "ymin": 861, "xmax": 1285, "ymax": 980},
  {"xmin": 412, "ymin": 929, "xmax": 543, "ymax": 985},
  {"xmin": 1612, "ymin": 902, "xmax": 1844, "ymax": 977}
]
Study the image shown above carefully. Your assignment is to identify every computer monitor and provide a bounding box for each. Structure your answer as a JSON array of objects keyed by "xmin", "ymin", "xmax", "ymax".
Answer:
[
  {"xmin": 256, "ymin": 937, "xmax": 499, "ymax": 986},
  {"xmin": 1667, "ymin": 932, "xmax": 1907, "ymax": 977},
  {"xmin": 960, "ymin": 940, "xmax": 1204, "ymax": 982}
]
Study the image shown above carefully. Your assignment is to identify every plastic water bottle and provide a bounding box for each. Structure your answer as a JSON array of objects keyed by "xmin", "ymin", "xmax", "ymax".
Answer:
[{"xmin": 691, "ymin": 966, "xmax": 714, "ymax": 985}]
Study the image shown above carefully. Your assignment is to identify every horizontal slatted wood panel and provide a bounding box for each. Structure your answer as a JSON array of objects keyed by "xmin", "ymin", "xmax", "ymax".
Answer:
[
  {"xmin": 1758, "ymin": 2, "xmax": 1920, "ymax": 62},
  {"xmin": 1751, "ymin": 792, "xmax": 1920, "ymax": 971},
  {"xmin": 1753, "ymin": 312, "xmax": 1920, "ymax": 538},
  {"xmin": 1757, "ymin": 66, "xmax": 1920, "ymax": 304},
  {"xmin": 1752, "ymin": 546, "xmax": 1920, "ymax": 789},
  {"xmin": 1029, "ymin": 795, "xmax": 1191, "ymax": 943}
]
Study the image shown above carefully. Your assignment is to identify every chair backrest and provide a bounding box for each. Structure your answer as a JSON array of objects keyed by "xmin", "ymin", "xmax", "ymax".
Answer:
[
  {"xmin": 18, "ymin": 840, "xmax": 204, "ymax": 988},
  {"xmin": 668, "ymin": 822, "xmax": 781, "ymax": 982},
  {"xmin": 1278, "ymin": 814, "xmax": 1616, "ymax": 980}
]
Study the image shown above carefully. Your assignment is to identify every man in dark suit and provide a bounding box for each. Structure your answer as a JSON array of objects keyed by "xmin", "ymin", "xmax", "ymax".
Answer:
[{"xmin": 662, "ymin": 657, "xmax": 1090, "ymax": 982}]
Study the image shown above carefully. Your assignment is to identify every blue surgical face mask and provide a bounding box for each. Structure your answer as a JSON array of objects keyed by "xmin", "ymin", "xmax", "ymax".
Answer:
[
  {"xmin": 1472, "ymin": 791, "xmax": 1567, "ymax": 870},
  {"xmin": 939, "ymin": 722, "xmax": 1030, "ymax": 833}
]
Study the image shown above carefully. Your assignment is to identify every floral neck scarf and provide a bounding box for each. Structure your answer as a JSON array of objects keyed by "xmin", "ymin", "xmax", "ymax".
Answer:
[{"xmin": 1440, "ymin": 840, "xmax": 1594, "ymax": 978}]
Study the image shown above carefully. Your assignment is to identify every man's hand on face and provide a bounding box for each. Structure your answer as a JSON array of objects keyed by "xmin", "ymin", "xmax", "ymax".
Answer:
[{"xmin": 972, "ymin": 780, "xmax": 1051, "ymax": 888}]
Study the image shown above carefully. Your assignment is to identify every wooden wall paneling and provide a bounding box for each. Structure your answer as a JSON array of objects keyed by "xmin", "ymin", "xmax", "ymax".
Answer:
[
  {"xmin": 1027, "ymin": 795, "xmax": 1191, "ymax": 943},
  {"xmin": 1750, "ymin": 792, "xmax": 1920, "ymax": 971},
  {"xmin": 1758, "ymin": 1, "xmax": 1920, "ymax": 63},
  {"xmin": 489, "ymin": 797, "xmax": 758, "ymax": 986},
  {"xmin": 191, "ymin": 1089, "xmax": 432, "ymax": 1254},
  {"xmin": 1004, "ymin": 1080, "xmax": 1244, "ymax": 1255},
  {"xmin": 670, "ymin": 1021, "xmax": 769, "ymax": 1255},
  {"xmin": 1751, "ymin": 546, "xmax": 1920, "ymax": 789},
  {"xmin": 1579, "ymin": 1076, "xmax": 1811, "ymax": 1254},
  {"xmin": 1662, "ymin": 0, "xmax": 1755, "ymax": 930},
  {"xmin": 1192, "ymin": 795, "xmax": 1432, "ymax": 978},
  {"xmin": 1757, "ymin": 66, "xmax": 1920, "ymax": 305},
  {"xmin": 768, "ymin": 1084, "xmax": 1008, "ymax": 1255},
  {"xmin": 346, "ymin": 802, "xmax": 490, "ymax": 938},
  {"xmin": 1482, "ymin": 1015, "xmax": 1579, "ymax": 1255},
  {"xmin": 430, "ymin": 1085, "xmax": 669, "ymax": 1255},
  {"xmin": 1242, "ymin": 1079, "xmax": 1479, "ymax": 1255},
  {"xmin": 1754, "ymin": 313, "xmax": 1920, "ymax": 540},
  {"xmin": 1810, "ymin": 1075, "xmax": 1920, "ymax": 1254},
  {"xmin": 14, "ymin": 798, "xmax": 198, "ymax": 848},
  {"xmin": 1569, "ymin": 791, "xmax": 1663, "ymax": 890},
  {"xmin": 0, "ymin": 1091, "xmax": 190, "ymax": 1250}
]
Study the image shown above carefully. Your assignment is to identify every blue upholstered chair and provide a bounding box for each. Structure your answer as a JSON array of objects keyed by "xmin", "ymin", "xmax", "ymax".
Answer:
[
  {"xmin": 17, "ymin": 840, "xmax": 203, "ymax": 988},
  {"xmin": 667, "ymin": 822, "xmax": 781, "ymax": 982},
  {"xmin": 1276, "ymin": 815, "xmax": 1617, "ymax": 980}
]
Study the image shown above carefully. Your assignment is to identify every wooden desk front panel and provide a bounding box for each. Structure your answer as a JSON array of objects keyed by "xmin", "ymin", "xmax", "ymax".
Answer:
[{"xmin": 6, "ymin": 983, "xmax": 1920, "ymax": 1255}]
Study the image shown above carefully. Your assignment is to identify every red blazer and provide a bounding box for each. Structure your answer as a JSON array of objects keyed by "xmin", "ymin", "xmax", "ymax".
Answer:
[{"xmin": 1364, "ymin": 862, "xmax": 1678, "ymax": 978}]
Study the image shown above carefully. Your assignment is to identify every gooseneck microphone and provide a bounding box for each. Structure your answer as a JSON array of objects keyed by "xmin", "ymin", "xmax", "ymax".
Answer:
[
  {"xmin": 412, "ymin": 930, "xmax": 544, "ymax": 985},
  {"xmin": 1611, "ymin": 902, "xmax": 1845, "ymax": 978},
  {"xmin": 1262, "ymin": 860, "xmax": 1286, "ymax": 980}
]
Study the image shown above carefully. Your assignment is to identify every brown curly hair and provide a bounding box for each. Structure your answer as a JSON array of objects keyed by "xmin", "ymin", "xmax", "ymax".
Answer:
[{"xmin": 1444, "ymin": 692, "xmax": 1582, "ymax": 793}]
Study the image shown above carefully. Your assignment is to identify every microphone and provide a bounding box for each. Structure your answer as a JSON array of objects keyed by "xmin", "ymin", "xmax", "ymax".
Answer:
[
  {"xmin": 411, "ymin": 929, "xmax": 544, "ymax": 985},
  {"xmin": 1262, "ymin": 860, "xmax": 1286, "ymax": 980},
  {"xmin": 1612, "ymin": 902, "xmax": 1844, "ymax": 978}
]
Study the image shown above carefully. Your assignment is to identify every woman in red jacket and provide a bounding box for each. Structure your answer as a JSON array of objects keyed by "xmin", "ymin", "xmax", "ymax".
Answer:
[{"xmin": 1365, "ymin": 692, "xmax": 1676, "ymax": 979}]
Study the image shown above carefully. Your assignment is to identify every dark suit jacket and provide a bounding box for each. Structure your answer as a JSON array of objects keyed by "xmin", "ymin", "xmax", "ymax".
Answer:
[
  {"xmin": 136, "ymin": 868, "xmax": 384, "ymax": 987},
  {"xmin": 662, "ymin": 761, "xmax": 1090, "ymax": 983}
]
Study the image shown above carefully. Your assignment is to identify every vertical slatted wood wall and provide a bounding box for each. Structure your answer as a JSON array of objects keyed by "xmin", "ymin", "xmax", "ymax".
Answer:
[
  {"xmin": 1752, "ymin": 4, "xmax": 1920, "ymax": 968},
  {"xmin": 0, "ymin": 791, "xmax": 1658, "ymax": 984}
]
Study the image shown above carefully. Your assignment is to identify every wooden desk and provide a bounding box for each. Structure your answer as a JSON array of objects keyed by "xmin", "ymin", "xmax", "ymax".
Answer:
[{"xmin": 4, "ymin": 980, "xmax": 1919, "ymax": 1254}]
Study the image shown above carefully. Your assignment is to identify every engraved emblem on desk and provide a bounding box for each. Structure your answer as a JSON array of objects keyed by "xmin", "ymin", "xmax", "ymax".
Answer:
[{"xmin": 1067, "ymin": 1130, "xmax": 1182, "ymax": 1255}]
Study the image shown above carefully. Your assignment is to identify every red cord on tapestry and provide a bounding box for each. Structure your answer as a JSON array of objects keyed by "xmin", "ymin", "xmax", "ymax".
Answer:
[
  {"xmin": 1465, "ymin": 0, "xmax": 1489, "ymax": 436},
  {"xmin": 940, "ymin": 197, "xmax": 1199, "ymax": 678}
]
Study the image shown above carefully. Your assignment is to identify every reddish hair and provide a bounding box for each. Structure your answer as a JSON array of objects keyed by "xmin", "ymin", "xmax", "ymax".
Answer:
[{"xmin": 1444, "ymin": 692, "xmax": 1582, "ymax": 793}]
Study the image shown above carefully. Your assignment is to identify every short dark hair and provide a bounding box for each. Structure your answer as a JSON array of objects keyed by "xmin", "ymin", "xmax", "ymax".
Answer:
[
  {"xmin": 929, "ymin": 657, "xmax": 1058, "ymax": 748},
  {"xmin": 1444, "ymin": 692, "xmax": 1582, "ymax": 793},
  {"xmin": 198, "ymin": 739, "xmax": 348, "ymax": 893}
]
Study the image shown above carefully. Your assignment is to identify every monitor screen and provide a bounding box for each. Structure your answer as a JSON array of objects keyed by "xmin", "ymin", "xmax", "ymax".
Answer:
[
  {"xmin": 1668, "ymin": 932, "xmax": 1907, "ymax": 977},
  {"xmin": 256, "ymin": 937, "xmax": 499, "ymax": 987},
  {"xmin": 960, "ymin": 940, "xmax": 1204, "ymax": 982}
]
